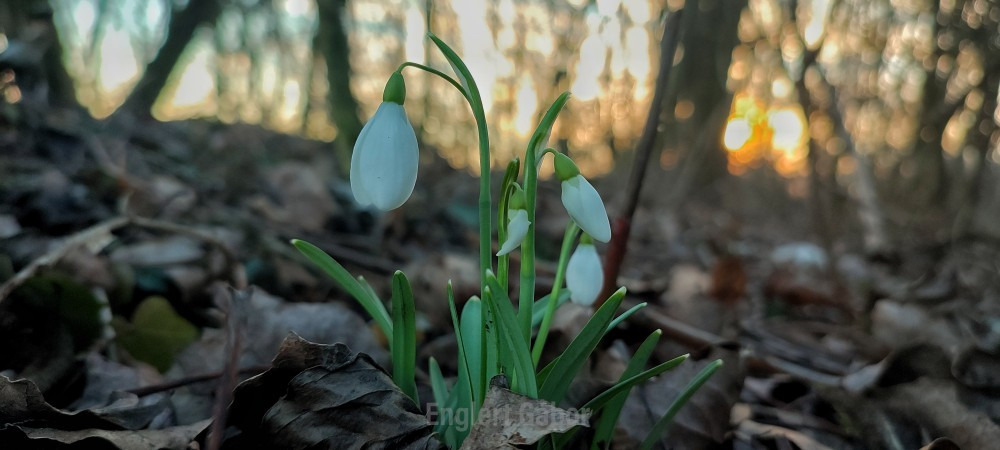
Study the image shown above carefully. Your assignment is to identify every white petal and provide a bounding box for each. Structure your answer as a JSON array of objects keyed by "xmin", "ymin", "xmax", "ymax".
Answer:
[
  {"xmin": 350, "ymin": 111, "xmax": 377, "ymax": 207},
  {"xmin": 566, "ymin": 242, "xmax": 603, "ymax": 306},
  {"xmin": 561, "ymin": 175, "xmax": 612, "ymax": 242},
  {"xmin": 357, "ymin": 103, "xmax": 419, "ymax": 210},
  {"xmin": 497, "ymin": 209, "xmax": 530, "ymax": 256}
]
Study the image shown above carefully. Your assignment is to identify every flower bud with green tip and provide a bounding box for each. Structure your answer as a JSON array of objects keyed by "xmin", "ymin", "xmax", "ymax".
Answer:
[
  {"xmin": 566, "ymin": 233, "xmax": 603, "ymax": 306},
  {"xmin": 554, "ymin": 153, "xmax": 611, "ymax": 242},
  {"xmin": 497, "ymin": 184, "xmax": 530, "ymax": 256},
  {"xmin": 350, "ymin": 71, "xmax": 419, "ymax": 211}
]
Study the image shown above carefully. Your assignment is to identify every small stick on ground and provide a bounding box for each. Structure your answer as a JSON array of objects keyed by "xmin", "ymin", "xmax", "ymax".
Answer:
[
  {"xmin": 206, "ymin": 287, "xmax": 251, "ymax": 450},
  {"xmin": 0, "ymin": 216, "xmax": 129, "ymax": 304},
  {"xmin": 0, "ymin": 215, "xmax": 247, "ymax": 305},
  {"xmin": 127, "ymin": 365, "xmax": 270, "ymax": 397}
]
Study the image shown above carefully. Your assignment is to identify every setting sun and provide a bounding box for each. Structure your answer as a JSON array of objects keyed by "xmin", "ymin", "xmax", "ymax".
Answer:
[{"xmin": 722, "ymin": 92, "xmax": 808, "ymax": 176}]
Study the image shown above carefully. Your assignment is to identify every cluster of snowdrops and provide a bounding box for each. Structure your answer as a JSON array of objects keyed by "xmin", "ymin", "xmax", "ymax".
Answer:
[{"xmin": 292, "ymin": 34, "xmax": 720, "ymax": 449}]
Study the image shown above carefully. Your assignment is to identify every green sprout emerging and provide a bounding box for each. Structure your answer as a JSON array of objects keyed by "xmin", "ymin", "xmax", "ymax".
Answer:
[{"xmin": 292, "ymin": 34, "xmax": 720, "ymax": 448}]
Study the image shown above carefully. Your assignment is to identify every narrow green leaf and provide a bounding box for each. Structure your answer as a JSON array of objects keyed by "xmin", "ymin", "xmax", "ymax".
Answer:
[
  {"xmin": 427, "ymin": 33, "xmax": 494, "ymax": 293},
  {"xmin": 428, "ymin": 33, "xmax": 483, "ymax": 111},
  {"xmin": 460, "ymin": 296, "xmax": 485, "ymax": 407},
  {"xmin": 497, "ymin": 157, "xmax": 521, "ymax": 288},
  {"xmin": 391, "ymin": 271, "xmax": 418, "ymax": 404},
  {"xmin": 484, "ymin": 272, "xmax": 538, "ymax": 397},
  {"xmin": 291, "ymin": 239, "xmax": 392, "ymax": 342},
  {"xmin": 536, "ymin": 355, "xmax": 557, "ymax": 387},
  {"xmin": 582, "ymin": 353, "xmax": 689, "ymax": 412},
  {"xmin": 449, "ymin": 284, "xmax": 477, "ymax": 419},
  {"xmin": 591, "ymin": 330, "xmax": 661, "ymax": 449},
  {"xmin": 429, "ymin": 357, "xmax": 448, "ymax": 409},
  {"xmin": 357, "ymin": 276, "xmax": 382, "ymax": 307},
  {"xmin": 439, "ymin": 371, "xmax": 472, "ymax": 447},
  {"xmin": 438, "ymin": 284, "xmax": 476, "ymax": 446},
  {"xmin": 606, "ymin": 302, "xmax": 647, "ymax": 333},
  {"xmin": 550, "ymin": 351, "xmax": 689, "ymax": 449},
  {"xmin": 537, "ymin": 288, "xmax": 626, "ymax": 403},
  {"xmin": 518, "ymin": 92, "xmax": 573, "ymax": 342},
  {"xmin": 531, "ymin": 291, "xmax": 570, "ymax": 328},
  {"xmin": 528, "ymin": 92, "xmax": 572, "ymax": 170},
  {"xmin": 640, "ymin": 359, "xmax": 723, "ymax": 450}
]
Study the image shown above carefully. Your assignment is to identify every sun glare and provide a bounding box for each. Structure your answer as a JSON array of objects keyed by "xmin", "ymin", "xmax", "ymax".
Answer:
[
  {"xmin": 513, "ymin": 74, "xmax": 539, "ymax": 137},
  {"xmin": 724, "ymin": 118, "xmax": 753, "ymax": 151},
  {"xmin": 160, "ymin": 45, "xmax": 216, "ymax": 118},
  {"xmin": 98, "ymin": 28, "xmax": 140, "ymax": 94},
  {"xmin": 723, "ymin": 92, "xmax": 808, "ymax": 176}
]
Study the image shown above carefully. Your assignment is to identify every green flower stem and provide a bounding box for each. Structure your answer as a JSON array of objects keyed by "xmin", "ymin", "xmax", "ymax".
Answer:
[
  {"xmin": 536, "ymin": 147, "xmax": 557, "ymax": 167},
  {"xmin": 426, "ymin": 33, "xmax": 495, "ymax": 406},
  {"xmin": 497, "ymin": 159, "xmax": 520, "ymax": 289},
  {"xmin": 519, "ymin": 92, "xmax": 571, "ymax": 344},
  {"xmin": 397, "ymin": 62, "xmax": 467, "ymax": 101},
  {"xmin": 397, "ymin": 54, "xmax": 491, "ymax": 295},
  {"xmin": 531, "ymin": 222, "xmax": 579, "ymax": 365}
]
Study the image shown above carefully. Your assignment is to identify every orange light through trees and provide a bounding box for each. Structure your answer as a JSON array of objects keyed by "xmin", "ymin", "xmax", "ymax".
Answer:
[{"xmin": 722, "ymin": 91, "xmax": 808, "ymax": 176}]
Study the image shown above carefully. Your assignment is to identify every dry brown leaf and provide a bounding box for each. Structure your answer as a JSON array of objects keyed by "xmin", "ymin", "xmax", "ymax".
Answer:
[
  {"xmin": 172, "ymin": 285, "xmax": 387, "ymax": 382},
  {"xmin": 460, "ymin": 376, "xmax": 590, "ymax": 450},
  {"xmin": 736, "ymin": 420, "xmax": 836, "ymax": 450},
  {"xmin": 13, "ymin": 420, "xmax": 210, "ymax": 449},
  {"xmin": 881, "ymin": 377, "xmax": 1000, "ymax": 449},
  {"xmin": 225, "ymin": 335, "xmax": 440, "ymax": 449},
  {"xmin": 248, "ymin": 162, "xmax": 338, "ymax": 233}
]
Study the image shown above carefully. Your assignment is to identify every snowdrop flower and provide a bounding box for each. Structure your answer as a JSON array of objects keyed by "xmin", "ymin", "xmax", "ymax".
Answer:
[
  {"xmin": 554, "ymin": 153, "xmax": 611, "ymax": 243},
  {"xmin": 566, "ymin": 234, "xmax": 603, "ymax": 306},
  {"xmin": 497, "ymin": 185, "xmax": 530, "ymax": 256},
  {"xmin": 350, "ymin": 71, "xmax": 419, "ymax": 211}
]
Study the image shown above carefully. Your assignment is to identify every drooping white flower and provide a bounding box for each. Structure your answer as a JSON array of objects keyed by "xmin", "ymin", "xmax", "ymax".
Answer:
[
  {"xmin": 566, "ymin": 236, "xmax": 603, "ymax": 306},
  {"xmin": 554, "ymin": 153, "xmax": 611, "ymax": 243},
  {"xmin": 351, "ymin": 72, "xmax": 419, "ymax": 211},
  {"xmin": 497, "ymin": 209, "xmax": 530, "ymax": 256}
]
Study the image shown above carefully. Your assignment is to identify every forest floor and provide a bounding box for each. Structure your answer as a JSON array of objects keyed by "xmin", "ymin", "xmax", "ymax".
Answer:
[{"xmin": 1, "ymin": 104, "xmax": 999, "ymax": 449}]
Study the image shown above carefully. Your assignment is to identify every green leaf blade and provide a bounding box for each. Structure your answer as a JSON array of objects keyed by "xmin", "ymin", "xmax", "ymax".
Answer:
[
  {"xmin": 291, "ymin": 239, "xmax": 392, "ymax": 343},
  {"xmin": 640, "ymin": 359, "xmax": 724, "ymax": 450},
  {"xmin": 537, "ymin": 288, "xmax": 626, "ymax": 403},
  {"xmin": 484, "ymin": 272, "xmax": 538, "ymax": 397},
  {"xmin": 591, "ymin": 330, "xmax": 661, "ymax": 449},
  {"xmin": 390, "ymin": 271, "xmax": 418, "ymax": 403}
]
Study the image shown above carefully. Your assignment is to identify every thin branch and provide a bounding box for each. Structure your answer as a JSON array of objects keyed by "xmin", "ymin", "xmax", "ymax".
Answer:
[
  {"xmin": 206, "ymin": 287, "xmax": 250, "ymax": 450},
  {"xmin": 0, "ymin": 217, "xmax": 129, "ymax": 304},
  {"xmin": 0, "ymin": 214, "xmax": 247, "ymax": 305},
  {"xmin": 127, "ymin": 364, "xmax": 269, "ymax": 397},
  {"xmin": 598, "ymin": 9, "xmax": 683, "ymax": 304}
]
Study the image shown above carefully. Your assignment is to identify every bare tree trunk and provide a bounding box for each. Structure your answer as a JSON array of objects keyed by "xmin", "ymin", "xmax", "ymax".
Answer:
[
  {"xmin": 667, "ymin": 0, "xmax": 746, "ymax": 194},
  {"xmin": 315, "ymin": 0, "xmax": 363, "ymax": 173},
  {"xmin": 818, "ymin": 76, "xmax": 890, "ymax": 256},
  {"xmin": 951, "ymin": 69, "xmax": 999, "ymax": 242},
  {"xmin": 114, "ymin": 0, "xmax": 222, "ymax": 118}
]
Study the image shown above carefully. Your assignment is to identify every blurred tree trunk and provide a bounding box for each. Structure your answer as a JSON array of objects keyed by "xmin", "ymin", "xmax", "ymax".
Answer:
[
  {"xmin": 314, "ymin": 0, "xmax": 363, "ymax": 172},
  {"xmin": 667, "ymin": 0, "xmax": 746, "ymax": 202},
  {"xmin": 0, "ymin": 0, "xmax": 79, "ymax": 108},
  {"xmin": 906, "ymin": 0, "xmax": 950, "ymax": 207},
  {"xmin": 115, "ymin": 0, "xmax": 222, "ymax": 118},
  {"xmin": 952, "ymin": 66, "xmax": 999, "ymax": 241}
]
